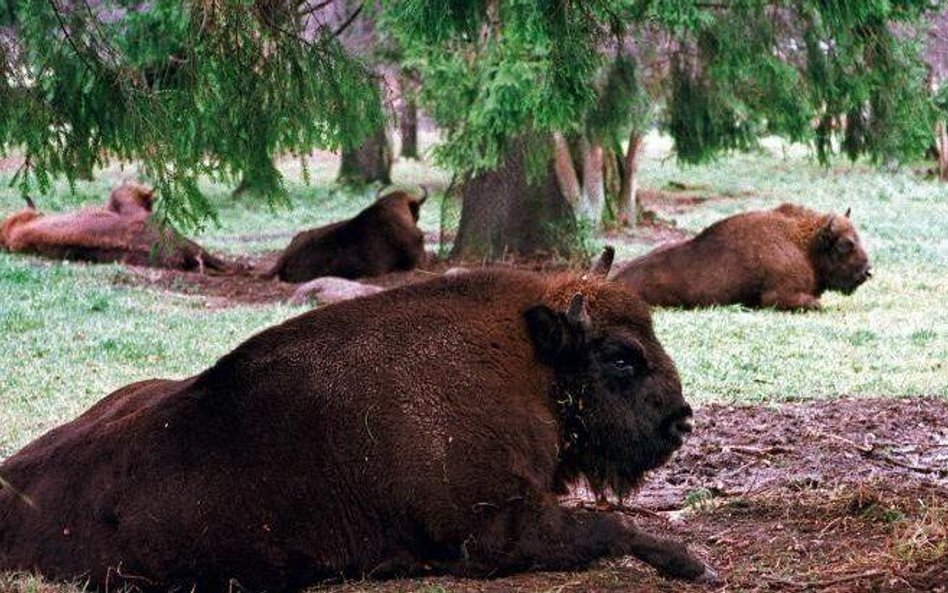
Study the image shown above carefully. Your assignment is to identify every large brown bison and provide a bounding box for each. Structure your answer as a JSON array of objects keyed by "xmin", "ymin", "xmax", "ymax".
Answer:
[
  {"xmin": 264, "ymin": 189, "xmax": 427, "ymax": 282},
  {"xmin": 0, "ymin": 183, "xmax": 233, "ymax": 272},
  {"xmin": 611, "ymin": 203, "xmax": 872, "ymax": 310},
  {"xmin": 0, "ymin": 251, "xmax": 715, "ymax": 592}
]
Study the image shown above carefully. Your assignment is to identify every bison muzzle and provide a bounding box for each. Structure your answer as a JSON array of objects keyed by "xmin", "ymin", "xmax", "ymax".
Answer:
[{"xmin": 0, "ymin": 249, "xmax": 715, "ymax": 591}]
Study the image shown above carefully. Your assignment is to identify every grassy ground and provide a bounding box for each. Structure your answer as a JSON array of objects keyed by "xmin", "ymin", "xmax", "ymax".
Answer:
[{"xmin": 2, "ymin": 136, "xmax": 947, "ymax": 458}]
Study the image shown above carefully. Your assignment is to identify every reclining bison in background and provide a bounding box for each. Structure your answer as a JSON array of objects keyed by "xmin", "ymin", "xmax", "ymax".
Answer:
[
  {"xmin": 0, "ymin": 183, "xmax": 234, "ymax": 272},
  {"xmin": 611, "ymin": 203, "xmax": 872, "ymax": 311},
  {"xmin": 264, "ymin": 188, "xmax": 427, "ymax": 282},
  {"xmin": 0, "ymin": 249, "xmax": 716, "ymax": 592}
]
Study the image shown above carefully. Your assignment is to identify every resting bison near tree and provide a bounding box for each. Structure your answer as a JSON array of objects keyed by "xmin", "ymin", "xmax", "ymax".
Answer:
[
  {"xmin": 265, "ymin": 188, "xmax": 427, "ymax": 282},
  {"xmin": 0, "ymin": 183, "xmax": 233, "ymax": 272},
  {"xmin": 0, "ymin": 250, "xmax": 716, "ymax": 592},
  {"xmin": 612, "ymin": 203, "xmax": 872, "ymax": 310}
]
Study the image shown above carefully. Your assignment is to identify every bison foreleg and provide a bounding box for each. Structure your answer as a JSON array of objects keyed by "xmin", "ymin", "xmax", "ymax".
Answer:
[
  {"xmin": 453, "ymin": 502, "xmax": 715, "ymax": 582},
  {"xmin": 761, "ymin": 290, "xmax": 822, "ymax": 312}
]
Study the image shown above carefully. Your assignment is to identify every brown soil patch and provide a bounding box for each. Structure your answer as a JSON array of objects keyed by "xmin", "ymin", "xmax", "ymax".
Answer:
[{"xmin": 110, "ymin": 252, "xmax": 581, "ymax": 306}]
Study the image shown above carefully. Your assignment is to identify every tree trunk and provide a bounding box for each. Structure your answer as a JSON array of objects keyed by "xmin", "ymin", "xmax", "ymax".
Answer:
[
  {"xmin": 552, "ymin": 132, "xmax": 581, "ymax": 208},
  {"xmin": 399, "ymin": 69, "xmax": 420, "ymax": 160},
  {"xmin": 338, "ymin": 127, "xmax": 392, "ymax": 186},
  {"xmin": 579, "ymin": 138, "xmax": 605, "ymax": 225},
  {"xmin": 616, "ymin": 131, "xmax": 644, "ymax": 225},
  {"xmin": 937, "ymin": 120, "xmax": 948, "ymax": 182},
  {"xmin": 452, "ymin": 137, "xmax": 578, "ymax": 259}
]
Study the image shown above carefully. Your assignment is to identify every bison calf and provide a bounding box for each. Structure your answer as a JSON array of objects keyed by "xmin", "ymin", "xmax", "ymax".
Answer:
[
  {"xmin": 0, "ymin": 183, "xmax": 233, "ymax": 273},
  {"xmin": 265, "ymin": 189, "xmax": 427, "ymax": 282},
  {"xmin": 0, "ymin": 251, "xmax": 714, "ymax": 592},
  {"xmin": 612, "ymin": 203, "xmax": 871, "ymax": 310}
]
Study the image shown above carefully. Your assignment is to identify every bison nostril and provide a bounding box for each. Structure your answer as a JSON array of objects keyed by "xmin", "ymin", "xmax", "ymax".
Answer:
[{"xmin": 675, "ymin": 417, "xmax": 694, "ymax": 435}]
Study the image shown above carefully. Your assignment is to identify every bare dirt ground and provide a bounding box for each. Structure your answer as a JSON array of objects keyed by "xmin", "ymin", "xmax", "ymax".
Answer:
[
  {"xmin": 312, "ymin": 397, "xmax": 947, "ymax": 593},
  {"xmin": 108, "ymin": 186, "xmax": 716, "ymax": 307}
]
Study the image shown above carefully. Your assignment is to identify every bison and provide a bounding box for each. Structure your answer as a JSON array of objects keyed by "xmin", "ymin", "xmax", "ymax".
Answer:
[
  {"xmin": 0, "ymin": 183, "xmax": 234, "ymax": 273},
  {"xmin": 264, "ymin": 188, "xmax": 427, "ymax": 283},
  {"xmin": 0, "ymin": 249, "xmax": 715, "ymax": 592},
  {"xmin": 611, "ymin": 203, "xmax": 872, "ymax": 310}
]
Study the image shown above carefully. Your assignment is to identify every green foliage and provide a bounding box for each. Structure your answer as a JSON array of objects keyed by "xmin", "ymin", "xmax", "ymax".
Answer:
[
  {"xmin": 0, "ymin": 0, "xmax": 382, "ymax": 227},
  {"xmin": 387, "ymin": 0, "xmax": 940, "ymax": 172},
  {"xmin": 385, "ymin": 0, "xmax": 601, "ymax": 173}
]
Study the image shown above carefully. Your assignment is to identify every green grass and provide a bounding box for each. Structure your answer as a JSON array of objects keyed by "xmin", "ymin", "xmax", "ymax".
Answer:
[
  {"xmin": 627, "ymin": 136, "xmax": 948, "ymax": 405},
  {"xmin": 1, "ymin": 134, "xmax": 947, "ymax": 463}
]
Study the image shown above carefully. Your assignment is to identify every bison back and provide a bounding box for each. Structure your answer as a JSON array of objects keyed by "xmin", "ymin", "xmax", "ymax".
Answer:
[{"xmin": 0, "ymin": 271, "xmax": 562, "ymax": 591}]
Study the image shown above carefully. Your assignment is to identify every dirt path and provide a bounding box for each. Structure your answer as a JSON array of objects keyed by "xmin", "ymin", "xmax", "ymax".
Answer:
[{"xmin": 310, "ymin": 397, "xmax": 947, "ymax": 593}]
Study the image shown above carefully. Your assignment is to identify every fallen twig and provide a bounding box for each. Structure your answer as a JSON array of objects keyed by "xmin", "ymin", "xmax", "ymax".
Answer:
[
  {"xmin": 814, "ymin": 430, "xmax": 948, "ymax": 476},
  {"xmin": 723, "ymin": 444, "xmax": 793, "ymax": 456},
  {"xmin": 762, "ymin": 569, "xmax": 886, "ymax": 589}
]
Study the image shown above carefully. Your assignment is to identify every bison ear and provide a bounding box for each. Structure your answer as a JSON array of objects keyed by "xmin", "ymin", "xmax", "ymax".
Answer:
[
  {"xmin": 524, "ymin": 294, "xmax": 590, "ymax": 362},
  {"xmin": 818, "ymin": 215, "xmax": 839, "ymax": 250},
  {"xmin": 585, "ymin": 245, "xmax": 615, "ymax": 278}
]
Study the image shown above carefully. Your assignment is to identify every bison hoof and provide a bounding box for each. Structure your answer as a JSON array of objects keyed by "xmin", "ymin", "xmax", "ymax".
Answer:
[{"xmin": 694, "ymin": 565, "xmax": 722, "ymax": 585}]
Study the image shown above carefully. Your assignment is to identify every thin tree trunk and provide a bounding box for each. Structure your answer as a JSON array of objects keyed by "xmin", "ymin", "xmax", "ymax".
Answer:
[
  {"xmin": 937, "ymin": 120, "xmax": 948, "ymax": 182},
  {"xmin": 452, "ymin": 136, "xmax": 577, "ymax": 259},
  {"xmin": 580, "ymin": 138, "xmax": 605, "ymax": 225},
  {"xmin": 399, "ymin": 69, "xmax": 420, "ymax": 159},
  {"xmin": 338, "ymin": 127, "xmax": 392, "ymax": 186},
  {"xmin": 553, "ymin": 132, "xmax": 581, "ymax": 209},
  {"xmin": 616, "ymin": 131, "xmax": 644, "ymax": 225}
]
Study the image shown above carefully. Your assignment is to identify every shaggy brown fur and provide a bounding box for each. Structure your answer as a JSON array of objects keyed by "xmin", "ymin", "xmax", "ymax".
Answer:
[
  {"xmin": 265, "ymin": 190, "xmax": 427, "ymax": 282},
  {"xmin": 0, "ymin": 185, "xmax": 233, "ymax": 273},
  {"xmin": 0, "ymin": 265, "xmax": 714, "ymax": 592},
  {"xmin": 611, "ymin": 203, "xmax": 872, "ymax": 310},
  {"xmin": 106, "ymin": 182, "xmax": 154, "ymax": 216}
]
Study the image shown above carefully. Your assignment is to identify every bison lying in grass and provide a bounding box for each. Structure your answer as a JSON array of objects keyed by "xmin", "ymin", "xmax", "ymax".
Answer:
[
  {"xmin": 0, "ymin": 250, "xmax": 715, "ymax": 592},
  {"xmin": 265, "ymin": 188, "xmax": 427, "ymax": 282},
  {"xmin": 0, "ymin": 183, "xmax": 234, "ymax": 273},
  {"xmin": 612, "ymin": 203, "xmax": 871, "ymax": 311}
]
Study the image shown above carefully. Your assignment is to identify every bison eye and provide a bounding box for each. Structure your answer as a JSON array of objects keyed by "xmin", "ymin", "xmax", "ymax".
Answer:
[{"xmin": 601, "ymin": 344, "xmax": 644, "ymax": 377}]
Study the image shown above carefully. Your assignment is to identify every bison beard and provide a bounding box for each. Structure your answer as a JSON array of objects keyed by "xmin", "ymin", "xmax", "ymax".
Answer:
[
  {"xmin": 0, "ymin": 267, "xmax": 714, "ymax": 592},
  {"xmin": 611, "ymin": 203, "xmax": 872, "ymax": 311},
  {"xmin": 265, "ymin": 190, "xmax": 427, "ymax": 282}
]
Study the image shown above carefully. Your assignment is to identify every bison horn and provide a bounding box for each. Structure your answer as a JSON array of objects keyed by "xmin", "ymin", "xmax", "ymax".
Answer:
[
  {"xmin": 566, "ymin": 293, "xmax": 591, "ymax": 331},
  {"xmin": 844, "ymin": 207, "xmax": 851, "ymax": 218},
  {"xmin": 586, "ymin": 245, "xmax": 615, "ymax": 278},
  {"xmin": 23, "ymin": 195, "xmax": 36, "ymax": 210},
  {"xmin": 418, "ymin": 185, "xmax": 429, "ymax": 204}
]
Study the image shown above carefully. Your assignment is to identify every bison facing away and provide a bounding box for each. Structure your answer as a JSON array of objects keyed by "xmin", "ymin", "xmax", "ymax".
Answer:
[
  {"xmin": 0, "ymin": 254, "xmax": 715, "ymax": 592},
  {"xmin": 611, "ymin": 203, "xmax": 872, "ymax": 310},
  {"xmin": 265, "ymin": 189, "xmax": 427, "ymax": 282},
  {"xmin": 0, "ymin": 183, "xmax": 234, "ymax": 273}
]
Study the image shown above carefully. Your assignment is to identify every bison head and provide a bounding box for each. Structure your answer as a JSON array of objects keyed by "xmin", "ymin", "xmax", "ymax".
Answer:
[
  {"xmin": 524, "ymin": 250, "xmax": 692, "ymax": 498},
  {"xmin": 813, "ymin": 209, "xmax": 871, "ymax": 295},
  {"xmin": 107, "ymin": 182, "xmax": 154, "ymax": 216}
]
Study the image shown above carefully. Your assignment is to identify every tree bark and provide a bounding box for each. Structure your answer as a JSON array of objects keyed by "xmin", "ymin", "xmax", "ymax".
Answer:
[
  {"xmin": 579, "ymin": 138, "xmax": 605, "ymax": 225},
  {"xmin": 552, "ymin": 132, "xmax": 581, "ymax": 209},
  {"xmin": 936, "ymin": 120, "xmax": 948, "ymax": 182},
  {"xmin": 452, "ymin": 137, "xmax": 578, "ymax": 259},
  {"xmin": 338, "ymin": 127, "xmax": 393, "ymax": 186},
  {"xmin": 399, "ymin": 69, "xmax": 420, "ymax": 160},
  {"xmin": 616, "ymin": 131, "xmax": 644, "ymax": 225}
]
